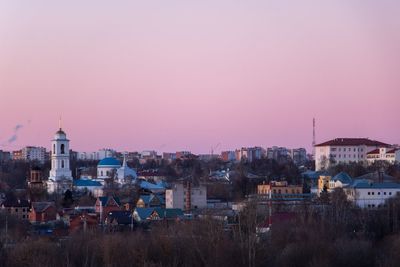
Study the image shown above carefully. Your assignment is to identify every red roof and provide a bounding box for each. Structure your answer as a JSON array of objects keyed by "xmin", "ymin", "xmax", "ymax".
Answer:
[
  {"xmin": 315, "ymin": 138, "xmax": 390, "ymax": 147},
  {"xmin": 367, "ymin": 149, "xmax": 380, "ymax": 155},
  {"xmin": 386, "ymin": 149, "xmax": 398, "ymax": 154}
]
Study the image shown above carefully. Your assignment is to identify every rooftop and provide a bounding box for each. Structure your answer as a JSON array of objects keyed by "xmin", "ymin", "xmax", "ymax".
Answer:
[
  {"xmin": 73, "ymin": 179, "xmax": 102, "ymax": 187},
  {"xmin": 332, "ymin": 172, "xmax": 352, "ymax": 184},
  {"xmin": 349, "ymin": 180, "xmax": 400, "ymax": 189},
  {"xmin": 315, "ymin": 138, "xmax": 390, "ymax": 147},
  {"xmin": 98, "ymin": 157, "xmax": 121, "ymax": 167}
]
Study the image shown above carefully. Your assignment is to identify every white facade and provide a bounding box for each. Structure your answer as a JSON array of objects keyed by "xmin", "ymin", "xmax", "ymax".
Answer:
[
  {"xmin": 77, "ymin": 149, "xmax": 116, "ymax": 161},
  {"xmin": 166, "ymin": 183, "xmax": 207, "ymax": 210},
  {"xmin": 345, "ymin": 182, "xmax": 400, "ymax": 208},
  {"xmin": 21, "ymin": 146, "xmax": 46, "ymax": 163},
  {"xmin": 116, "ymin": 155, "xmax": 137, "ymax": 184},
  {"xmin": 315, "ymin": 138, "xmax": 391, "ymax": 171},
  {"xmin": 47, "ymin": 128, "xmax": 73, "ymax": 193},
  {"xmin": 96, "ymin": 158, "xmax": 121, "ymax": 181},
  {"xmin": 366, "ymin": 148, "xmax": 400, "ymax": 165}
]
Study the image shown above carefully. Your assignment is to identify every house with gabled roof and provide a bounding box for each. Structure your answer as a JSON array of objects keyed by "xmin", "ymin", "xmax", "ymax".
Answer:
[
  {"xmin": 105, "ymin": 210, "xmax": 135, "ymax": 231},
  {"xmin": 29, "ymin": 202, "xmax": 57, "ymax": 223},
  {"xmin": 133, "ymin": 207, "xmax": 183, "ymax": 223},
  {"xmin": 95, "ymin": 196, "xmax": 121, "ymax": 222},
  {"xmin": 136, "ymin": 194, "xmax": 165, "ymax": 208}
]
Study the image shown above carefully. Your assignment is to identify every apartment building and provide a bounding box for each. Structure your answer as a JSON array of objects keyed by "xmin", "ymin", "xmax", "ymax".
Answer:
[
  {"xmin": 315, "ymin": 138, "xmax": 391, "ymax": 170},
  {"xmin": 165, "ymin": 182, "xmax": 207, "ymax": 211}
]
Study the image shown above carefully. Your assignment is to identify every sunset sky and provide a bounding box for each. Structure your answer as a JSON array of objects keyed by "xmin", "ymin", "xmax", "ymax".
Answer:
[{"xmin": 1, "ymin": 1, "xmax": 399, "ymax": 153}]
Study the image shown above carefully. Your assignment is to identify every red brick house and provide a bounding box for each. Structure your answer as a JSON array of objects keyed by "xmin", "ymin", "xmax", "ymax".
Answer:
[
  {"xmin": 29, "ymin": 202, "xmax": 57, "ymax": 223},
  {"xmin": 95, "ymin": 196, "xmax": 121, "ymax": 222}
]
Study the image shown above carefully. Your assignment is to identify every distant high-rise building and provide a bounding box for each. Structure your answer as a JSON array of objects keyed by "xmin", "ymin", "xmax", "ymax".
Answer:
[
  {"xmin": 288, "ymin": 148, "xmax": 307, "ymax": 165},
  {"xmin": 266, "ymin": 146, "xmax": 289, "ymax": 162},
  {"xmin": 235, "ymin": 147, "xmax": 265, "ymax": 162},
  {"xmin": 220, "ymin": 151, "xmax": 236, "ymax": 162},
  {"xmin": 12, "ymin": 150, "xmax": 23, "ymax": 160},
  {"xmin": 0, "ymin": 150, "xmax": 11, "ymax": 162},
  {"xmin": 11, "ymin": 146, "xmax": 46, "ymax": 163}
]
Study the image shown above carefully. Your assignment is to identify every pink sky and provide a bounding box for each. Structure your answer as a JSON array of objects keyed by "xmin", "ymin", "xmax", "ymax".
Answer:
[{"xmin": 0, "ymin": 1, "xmax": 399, "ymax": 153}]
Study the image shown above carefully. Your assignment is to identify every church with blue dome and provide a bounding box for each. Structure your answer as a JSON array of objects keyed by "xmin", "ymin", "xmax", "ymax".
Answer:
[{"xmin": 96, "ymin": 154, "xmax": 137, "ymax": 185}]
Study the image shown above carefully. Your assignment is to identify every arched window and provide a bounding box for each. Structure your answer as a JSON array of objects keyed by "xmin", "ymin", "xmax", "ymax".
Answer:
[
  {"xmin": 61, "ymin": 144, "xmax": 65, "ymax": 154},
  {"xmin": 61, "ymin": 160, "xmax": 64, "ymax": 168},
  {"xmin": 101, "ymin": 171, "xmax": 103, "ymax": 176},
  {"xmin": 53, "ymin": 144, "xmax": 56, "ymax": 154}
]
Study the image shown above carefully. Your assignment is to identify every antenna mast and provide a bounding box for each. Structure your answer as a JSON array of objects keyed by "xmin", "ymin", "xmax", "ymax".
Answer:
[{"xmin": 312, "ymin": 118, "xmax": 316, "ymax": 158}]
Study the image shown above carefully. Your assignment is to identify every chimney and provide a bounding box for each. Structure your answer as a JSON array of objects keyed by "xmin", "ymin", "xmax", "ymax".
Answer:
[{"xmin": 185, "ymin": 181, "xmax": 191, "ymax": 212}]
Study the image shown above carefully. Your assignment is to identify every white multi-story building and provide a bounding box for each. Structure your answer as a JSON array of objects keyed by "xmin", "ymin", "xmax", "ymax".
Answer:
[
  {"xmin": 315, "ymin": 138, "xmax": 391, "ymax": 171},
  {"xmin": 366, "ymin": 148, "xmax": 400, "ymax": 164},
  {"xmin": 165, "ymin": 183, "xmax": 207, "ymax": 211},
  {"xmin": 235, "ymin": 147, "xmax": 265, "ymax": 162},
  {"xmin": 76, "ymin": 149, "xmax": 116, "ymax": 161},
  {"xmin": 19, "ymin": 146, "xmax": 47, "ymax": 163},
  {"xmin": 345, "ymin": 180, "xmax": 400, "ymax": 208}
]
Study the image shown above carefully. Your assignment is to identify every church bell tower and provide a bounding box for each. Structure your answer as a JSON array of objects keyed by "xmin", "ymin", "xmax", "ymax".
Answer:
[{"xmin": 47, "ymin": 120, "xmax": 73, "ymax": 193}]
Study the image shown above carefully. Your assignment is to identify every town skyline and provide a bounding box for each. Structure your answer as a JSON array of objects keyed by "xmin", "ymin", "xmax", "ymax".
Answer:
[{"xmin": 0, "ymin": 120, "xmax": 399, "ymax": 155}]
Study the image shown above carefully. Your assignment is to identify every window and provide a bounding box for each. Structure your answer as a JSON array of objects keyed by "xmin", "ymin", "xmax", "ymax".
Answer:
[
  {"xmin": 389, "ymin": 192, "xmax": 392, "ymax": 195},
  {"xmin": 372, "ymin": 192, "xmax": 374, "ymax": 195},
  {"xmin": 53, "ymin": 144, "xmax": 56, "ymax": 154},
  {"xmin": 61, "ymin": 144, "xmax": 65, "ymax": 154},
  {"xmin": 378, "ymin": 192, "xmax": 381, "ymax": 195},
  {"xmin": 61, "ymin": 160, "xmax": 64, "ymax": 168},
  {"xmin": 384, "ymin": 192, "xmax": 387, "ymax": 195},
  {"xmin": 368, "ymin": 192, "xmax": 370, "ymax": 195}
]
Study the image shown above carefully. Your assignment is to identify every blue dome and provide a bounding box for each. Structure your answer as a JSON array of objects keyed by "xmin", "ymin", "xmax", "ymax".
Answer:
[{"xmin": 98, "ymin": 157, "xmax": 121, "ymax": 167}]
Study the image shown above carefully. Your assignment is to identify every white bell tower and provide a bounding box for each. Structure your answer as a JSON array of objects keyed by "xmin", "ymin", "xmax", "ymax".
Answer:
[{"xmin": 47, "ymin": 120, "xmax": 72, "ymax": 193}]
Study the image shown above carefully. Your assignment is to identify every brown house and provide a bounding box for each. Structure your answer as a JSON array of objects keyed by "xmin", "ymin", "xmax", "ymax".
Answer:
[
  {"xmin": 29, "ymin": 202, "xmax": 57, "ymax": 223},
  {"xmin": 0, "ymin": 199, "xmax": 30, "ymax": 220},
  {"xmin": 257, "ymin": 181, "xmax": 303, "ymax": 197},
  {"xmin": 95, "ymin": 196, "xmax": 121, "ymax": 222}
]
